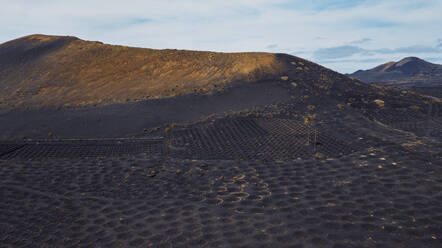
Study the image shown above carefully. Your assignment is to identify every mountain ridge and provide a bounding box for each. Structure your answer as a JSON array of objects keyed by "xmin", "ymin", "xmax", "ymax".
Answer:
[
  {"xmin": 0, "ymin": 34, "xmax": 296, "ymax": 109},
  {"xmin": 349, "ymin": 57, "xmax": 442, "ymax": 89}
]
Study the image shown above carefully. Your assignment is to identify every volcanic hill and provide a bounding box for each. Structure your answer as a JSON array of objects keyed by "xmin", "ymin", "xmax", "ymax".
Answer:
[
  {"xmin": 0, "ymin": 34, "xmax": 374, "ymax": 139},
  {"xmin": 0, "ymin": 35, "xmax": 441, "ymax": 248},
  {"xmin": 0, "ymin": 34, "xmax": 289, "ymax": 109},
  {"xmin": 0, "ymin": 34, "xmax": 439, "ymax": 142},
  {"xmin": 349, "ymin": 57, "xmax": 442, "ymax": 97}
]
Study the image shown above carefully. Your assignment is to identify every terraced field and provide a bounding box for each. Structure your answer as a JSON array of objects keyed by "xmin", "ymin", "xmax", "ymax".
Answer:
[
  {"xmin": 363, "ymin": 102, "xmax": 442, "ymax": 138},
  {"xmin": 168, "ymin": 118, "xmax": 362, "ymax": 161},
  {"xmin": 0, "ymin": 143, "xmax": 25, "ymax": 157},
  {"xmin": 0, "ymin": 109, "xmax": 441, "ymax": 248},
  {"xmin": 0, "ymin": 139, "xmax": 163, "ymax": 160},
  {"xmin": 0, "ymin": 143, "xmax": 440, "ymax": 247}
]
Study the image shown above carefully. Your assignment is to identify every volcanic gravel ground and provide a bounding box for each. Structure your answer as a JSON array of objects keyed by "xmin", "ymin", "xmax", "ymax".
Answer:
[
  {"xmin": 0, "ymin": 112, "xmax": 441, "ymax": 248},
  {"xmin": 0, "ymin": 142, "xmax": 441, "ymax": 248},
  {"xmin": 363, "ymin": 105, "xmax": 442, "ymax": 139},
  {"xmin": 168, "ymin": 117, "xmax": 366, "ymax": 161},
  {"xmin": 0, "ymin": 139, "xmax": 163, "ymax": 160},
  {"xmin": 0, "ymin": 143, "xmax": 25, "ymax": 157}
]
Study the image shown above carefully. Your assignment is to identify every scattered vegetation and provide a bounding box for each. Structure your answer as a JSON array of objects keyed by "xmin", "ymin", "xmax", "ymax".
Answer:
[
  {"xmin": 374, "ymin": 99, "xmax": 385, "ymax": 109},
  {"xmin": 314, "ymin": 152, "xmax": 324, "ymax": 159},
  {"xmin": 303, "ymin": 114, "xmax": 316, "ymax": 125}
]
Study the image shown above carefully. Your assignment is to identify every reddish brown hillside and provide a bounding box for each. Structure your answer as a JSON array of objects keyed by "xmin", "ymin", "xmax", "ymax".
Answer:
[{"xmin": 0, "ymin": 34, "xmax": 287, "ymax": 108}]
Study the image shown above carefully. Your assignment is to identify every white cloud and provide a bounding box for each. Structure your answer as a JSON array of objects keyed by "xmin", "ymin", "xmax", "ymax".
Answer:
[{"xmin": 0, "ymin": 0, "xmax": 441, "ymax": 73}]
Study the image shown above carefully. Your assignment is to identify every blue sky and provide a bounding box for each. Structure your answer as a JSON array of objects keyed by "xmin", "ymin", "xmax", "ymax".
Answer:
[{"xmin": 1, "ymin": 0, "xmax": 441, "ymax": 73}]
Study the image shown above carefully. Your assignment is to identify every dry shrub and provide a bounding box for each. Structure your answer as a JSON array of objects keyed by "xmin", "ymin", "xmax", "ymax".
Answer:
[
  {"xmin": 374, "ymin": 99, "xmax": 385, "ymax": 109},
  {"xmin": 401, "ymin": 140, "xmax": 423, "ymax": 148},
  {"xmin": 314, "ymin": 152, "xmax": 324, "ymax": 159},
  {"xmin": 304, "ymin": 114, "xmax": 316, "ymax": 125}
]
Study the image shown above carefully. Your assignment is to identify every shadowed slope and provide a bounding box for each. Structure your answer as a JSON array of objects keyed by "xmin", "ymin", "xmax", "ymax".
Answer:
[{"xmin": 0, "ymin": 34, "xmax": 286, "ymax": 109}]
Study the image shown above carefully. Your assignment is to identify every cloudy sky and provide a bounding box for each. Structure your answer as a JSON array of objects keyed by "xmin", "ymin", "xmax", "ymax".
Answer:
[{"xmin": 1, "ymin": 0, "xmax": 441, "ymax": 73}]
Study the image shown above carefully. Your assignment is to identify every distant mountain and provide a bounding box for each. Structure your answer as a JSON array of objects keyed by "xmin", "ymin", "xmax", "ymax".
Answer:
[{"xmin": 349, "ymin": 57, "xmax": 442, "ymax": 90}]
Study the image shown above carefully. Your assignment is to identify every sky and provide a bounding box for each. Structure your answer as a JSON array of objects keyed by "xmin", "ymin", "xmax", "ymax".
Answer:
[{"xmin": 0, "ymin": 0, "xmax": 441, "ymax": 73}]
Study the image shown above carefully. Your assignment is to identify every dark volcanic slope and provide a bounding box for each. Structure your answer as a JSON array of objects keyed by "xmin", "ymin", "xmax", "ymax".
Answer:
[
  {"xmin": 0, "ymin": 35, "xmax": 440, "ymax": 142},
  {"xmin": 0, "ymin": 34, "xmax": 384, "ymax": 140},
  {"xmin": 0, "ymin": 34, "xmax": 285, "ymax": 109},
  {"xmin": 0, "ymin": 35, "xmax": 441, "ymax": 248},
  {"xmin": 349, "ymin": 57, "xmax": 442, "ymax": 89}
]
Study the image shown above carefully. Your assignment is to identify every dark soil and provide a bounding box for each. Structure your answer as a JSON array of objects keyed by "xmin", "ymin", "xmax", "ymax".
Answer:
[
  {"xmin": 0, "ymin": 35, "xmax": 441, "ymax": 248},
  {"xmin": 1, "ymin": 143, "xmax": 440, "ymax": 248},
  {"xmin": 1, "ymin": 104, "xmax": 441, "ymax": 247},
  {"xmin": 0, "ymin": 80, "xmax": 291, "ymax": 140}
]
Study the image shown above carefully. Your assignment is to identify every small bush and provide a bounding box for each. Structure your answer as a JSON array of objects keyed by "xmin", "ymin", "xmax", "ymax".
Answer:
[
  {"xmin": 314, "ymin": 152, "xmax": 324, "ymax": 159},
  {"xmin": 374, "ymin": 99, "xmax": 385, "ymax": 109},
  {"xmin": 303, "ymin": 114, "xmax": 316, "ymax": 125}
]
